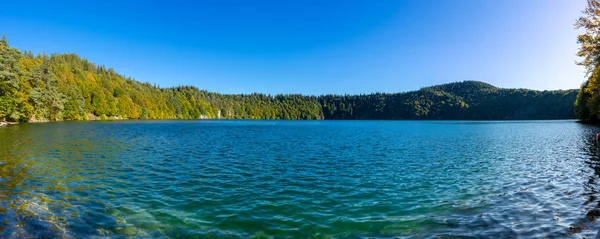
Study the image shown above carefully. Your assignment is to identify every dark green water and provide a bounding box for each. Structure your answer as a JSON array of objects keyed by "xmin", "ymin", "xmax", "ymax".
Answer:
[{"xmin": 1, "ymin": 120, "xmax": 599, "ymax": 238}]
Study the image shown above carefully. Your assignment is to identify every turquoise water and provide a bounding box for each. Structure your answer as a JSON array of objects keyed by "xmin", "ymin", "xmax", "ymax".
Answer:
[{"xmin": 1, "ymin": 120, "xmax": 599, "ymax": 238}]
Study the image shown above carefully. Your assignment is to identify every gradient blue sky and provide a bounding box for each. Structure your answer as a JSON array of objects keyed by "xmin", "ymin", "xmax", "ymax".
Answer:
[{"xmin": 0, "ymin": 0, "xmax": 587, "ymax": 95}]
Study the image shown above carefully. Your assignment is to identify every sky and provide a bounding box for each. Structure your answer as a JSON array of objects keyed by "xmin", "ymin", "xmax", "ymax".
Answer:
[{"xmin": 0, "ymin": 0, "xmax": 588, "ymax": 95}]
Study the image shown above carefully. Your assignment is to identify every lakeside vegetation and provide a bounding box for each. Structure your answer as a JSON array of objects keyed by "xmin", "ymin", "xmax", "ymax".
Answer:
[
  {"xmin": 0, "ymin": 36, "xmax": 577, "ymax": 122},
  {"xmin": 574, "ymin": 0, "xmax": 600, "ymax": 123}
]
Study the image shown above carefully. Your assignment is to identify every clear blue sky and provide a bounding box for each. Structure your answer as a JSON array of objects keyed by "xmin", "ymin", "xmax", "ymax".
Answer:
[{"xmin": 0, "ymin": 0, "xmax": 587, "ymax": 95}]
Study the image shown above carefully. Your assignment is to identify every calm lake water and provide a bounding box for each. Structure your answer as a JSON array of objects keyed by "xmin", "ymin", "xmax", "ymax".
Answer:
[{"xmin": 1, "ymin": 120, "xmax": 600, "ymax": 238}]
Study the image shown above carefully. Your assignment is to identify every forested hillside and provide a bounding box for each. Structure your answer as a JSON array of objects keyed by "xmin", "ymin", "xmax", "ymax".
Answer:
[
  {"xmin": 0, "ymin": 36, "xmax": 577, "ymax": 122},
  {"xmin": 0, "ymin": 36, "xmax": 323, "ymax": 122},
  {"xmin": 321, "ymin": 81, "xmax": 577, "ymax": 120}
]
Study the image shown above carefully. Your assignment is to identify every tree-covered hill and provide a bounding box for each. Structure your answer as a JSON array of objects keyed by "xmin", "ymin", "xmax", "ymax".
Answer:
[
  {"xmin": 0, "ymin": 36, "xmax": 577, "ymax": 122},
  {"xmin": 0, "ymin": 36, "xmax": 323, "ymax": 122},
  {"xmin": 320, "ymin": 81, "xmax": 577, "ymax": 120}
]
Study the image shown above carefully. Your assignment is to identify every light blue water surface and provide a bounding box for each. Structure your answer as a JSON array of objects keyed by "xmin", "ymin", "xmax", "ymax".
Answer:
[{"xmin": 0, "ymin": 120, "xmax": 599, "ymax": 238}]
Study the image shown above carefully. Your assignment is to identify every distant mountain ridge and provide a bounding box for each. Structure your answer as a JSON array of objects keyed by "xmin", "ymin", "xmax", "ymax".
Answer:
[{"xmin": 0, "ymin": 36, "xmax": 577, "ymax": 122}]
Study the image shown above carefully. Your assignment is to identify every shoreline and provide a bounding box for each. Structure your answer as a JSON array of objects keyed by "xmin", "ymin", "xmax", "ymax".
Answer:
[
  {"xmin": 0, "ymin": 121, "xmax": 19, "ymax": 126},
  {"xmin": 2, "ymin": 118, "xmax": 581, "ymax": 126}
]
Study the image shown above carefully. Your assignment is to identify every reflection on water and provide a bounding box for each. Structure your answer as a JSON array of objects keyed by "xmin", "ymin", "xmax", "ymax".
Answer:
[
  {"xmin": 565, "ymin": 123, "xmax": 600, "ymax": 237},
  {"xmin": 0, "ymin": 125, "xmax": 73, "ymax": 238},
  {"xmin": 1, "ymin": 120, "xmax": 600, "ymax": 238},
  {"xmin": 0, "ymin": 124, "xmax": 124, "ymax": 238}
]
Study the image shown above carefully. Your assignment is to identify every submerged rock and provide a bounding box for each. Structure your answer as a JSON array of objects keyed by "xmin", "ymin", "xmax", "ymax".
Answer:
[{"xmin": 120, "ymin": 224, "xmax": 138, "ymax": 235}]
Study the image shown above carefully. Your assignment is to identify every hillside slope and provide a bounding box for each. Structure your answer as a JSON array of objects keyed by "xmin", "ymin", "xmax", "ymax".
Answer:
[
  {"xmin": 0, "ymin": 36, "xmax": 577, "ymax": 122},
  {"xmin": 0, "ymin": 37, "xmax": 323, "ymax": 122},
  {"xmin": 320, "ymin": 81, "xmax": 577, "ymax": 120}
]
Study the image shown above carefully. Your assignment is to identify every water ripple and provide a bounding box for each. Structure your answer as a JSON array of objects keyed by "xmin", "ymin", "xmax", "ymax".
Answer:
[{"xmin": 0, "ymin": 120, "xmax": 600, "ymax": 238}]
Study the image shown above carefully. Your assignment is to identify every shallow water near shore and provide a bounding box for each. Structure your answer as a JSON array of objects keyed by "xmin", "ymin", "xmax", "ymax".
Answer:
[{"xmin": 1, "ymin": 120, "xmax": 600, "ymax": 238}]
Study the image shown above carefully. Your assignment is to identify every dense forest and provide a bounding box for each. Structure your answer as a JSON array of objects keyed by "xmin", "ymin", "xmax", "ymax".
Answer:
[
  {"xmin": 574, "ymin": 0, "xmax": 600, "ymax": 123},
  {"xmin": 0, "ymin": 36, "xmax": 323, "ymax": 122},
  {"xmin": 321, "ymin": 81, "xmax": 576, "ymax": 120},
  {"xmin": 0, "ymin": 36, "xmax": 577, "ymax": 122}
]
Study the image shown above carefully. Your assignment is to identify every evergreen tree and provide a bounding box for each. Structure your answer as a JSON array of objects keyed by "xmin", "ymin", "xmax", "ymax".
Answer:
[
  {"xmin": 0, "ymin": 36, "xmax": 21, "ymax": 120},
  {"xmin": 0, "ymin": 35, "xmax": 580, "ymax": 122}
]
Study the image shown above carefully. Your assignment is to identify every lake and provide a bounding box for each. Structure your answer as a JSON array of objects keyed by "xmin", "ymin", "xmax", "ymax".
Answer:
[{"xmin": 0, "ymin": 120, "xmax": 599, "ymax": 238}]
